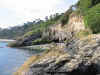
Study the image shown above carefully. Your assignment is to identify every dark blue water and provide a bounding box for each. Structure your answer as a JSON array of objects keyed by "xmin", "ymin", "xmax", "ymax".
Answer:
[{"xmin": 0, "ymin": 42, "xmax": 38, "ymax": 75}]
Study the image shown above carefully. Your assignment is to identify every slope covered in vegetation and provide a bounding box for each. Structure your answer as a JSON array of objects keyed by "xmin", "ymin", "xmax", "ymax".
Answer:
[
  {"xmin": 6, "ymin": 0, "xmax": 100, "ymax": 48},
  {"xmin": 79, "ymin": 0, "xmax": 100, "ymax": 33},
  {"xmin": 8, "ymin": 13, "xmax": 67, "ymax": 47},
  {"xmin": 7, "ymin": 5, "xmax": 75, "ymax": 47},
  {"xmin": 0, "ymin": 13, "xmax": 62, "ymax": 39}
]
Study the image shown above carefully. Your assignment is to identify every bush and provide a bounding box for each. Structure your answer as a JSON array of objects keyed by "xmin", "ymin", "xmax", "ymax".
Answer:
[
  {"xmin": 84, "ymin": 4, "xmax": 100, "ymax": 33},
  {"xmin": 79, "ymin": 0, "xmax": 92, "ymax": 15},
  {"xmin": 32, "ymin": 38, "xmax": 52, "ymax": 45},
  {"xmin": 76, "ymin": 30, "xmax": 91, "ymax": 38},
  {"xmin": 91, "ymin": 0, "xmax": 100, "ymax": 6},
  {"xmin": 60, "ymin": 6, "xmax": 73, "ymax": 25},
  {"xmin": 60, "ymin": 15, "xmax": 69, "ymax": 25},
  {"xmin": 79, "ymin": 0, "xmax": 100, "ymax": 15},
  {"xmin": 23, "ymin": 29, "xmax": 41, "ymax": 38}
]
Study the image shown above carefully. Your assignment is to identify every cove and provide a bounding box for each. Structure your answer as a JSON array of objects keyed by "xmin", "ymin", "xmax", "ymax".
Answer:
[{"xmin": 0, "ymin": 42, "xmax": 39, "ymax": 75}]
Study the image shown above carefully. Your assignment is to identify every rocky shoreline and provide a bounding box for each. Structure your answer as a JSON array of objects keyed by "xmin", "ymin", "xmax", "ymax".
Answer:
[
  {"xmin": 19, "ymin": 43, "xmax": 66, "ymax": 51},
  {"xmin": 14, "ymin": 9, "xmax": 100, "ymax": 75},
  {"xmin": 15, "ymin": 34, "xmax": 100, "ymax": 75}
]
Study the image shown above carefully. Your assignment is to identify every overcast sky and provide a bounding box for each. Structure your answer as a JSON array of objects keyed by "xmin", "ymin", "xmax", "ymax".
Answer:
[{"xmin": 0, "ymin": 0, "xmax": 78, "ymax": 28}]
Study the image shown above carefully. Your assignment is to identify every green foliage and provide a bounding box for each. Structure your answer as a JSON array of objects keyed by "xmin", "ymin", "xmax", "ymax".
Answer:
[
  {"xmin": 0, "ymin": 13, "xmax": 62, "ymax": 40},
  {"xmin": 79, "ymin": 0, "xmax": 100, "ymax": 15},
  {"xmin": 79, "ymin": 0, "xmax": 92, "ymax": 15},
  {"xmin": 23, "ymin": 13, "xmax": 62, "ymax": 39},
  {"xmin": 32, "ymin": 38, "xmax": 52, "ymax": 45},
  {"xmin": 79, "ymin": 0, "xmax": 100, "ymax": 33},
  {"xmin": 91, "ymin": 0, "xmax": 100, "ymax": 6},
  {"xmin": 84, "ymin": 4, "xmax": 100, "ymax": 33},
  {"xmin": 60, "ymin": 14, "xmax": 69, "ymax": 25},
  {"xmin": 24, "ymin": 29, "xmax": 41, "ymax": 38},
  {"xmin": 76, "ymin": 30, "xmax": 91, "ymax": 38},
  {"xmin": 0, "ymin": 22, "xmax": 35, "ymax": 39},
  {"xmin": 60, "ymin": 6, "xmax": 73, "ymax": 25},
  {"xmin": 7, "ymin": 13, "xmax": 63, "ymax": 47}
]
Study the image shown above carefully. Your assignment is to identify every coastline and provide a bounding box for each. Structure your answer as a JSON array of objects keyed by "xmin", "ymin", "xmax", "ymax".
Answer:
[
  {"xmin": 0, "ymin": 39, "xmax": 16, "ymax": 42},
  {"xmin": 19, "ymin": 43, "xmax": 65, "ymax": 51}
]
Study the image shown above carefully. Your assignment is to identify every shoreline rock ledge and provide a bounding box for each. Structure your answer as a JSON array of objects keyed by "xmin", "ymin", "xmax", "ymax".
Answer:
[{"xmin": 15, "ymin": 34, "xmax": 100, "ymax": 75}]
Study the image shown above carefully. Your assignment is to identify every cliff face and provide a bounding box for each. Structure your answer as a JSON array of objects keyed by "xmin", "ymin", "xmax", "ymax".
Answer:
[
  {"xmin": 10, "ymin": 13, "xmax": 86, "ymax": 47},
  {"xmin": 15, "ymin": 13, "xmax": 100, "ymax": 75},
  {"xmin": 42, "ymin": 24, "xmax": 68, "ymax": 42},
  {"xmin": 66, "ymin": 13, "xmax": 85, "ymax": 32},
  {"xmin": 42, "ymin": 13, "xmax": 85, "ymax": 42}
]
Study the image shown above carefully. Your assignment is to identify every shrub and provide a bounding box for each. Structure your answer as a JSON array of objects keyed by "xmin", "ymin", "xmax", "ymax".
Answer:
[
  {"xmin": 79, "ymin": 0, "xmax": 92, "ymax": 15},
  {"xmin": 91, "ymin": 0, "xmax": 100, "ymax": 6},
  {"xmin": 32, "ymin": 38, "xmax": 52, "ymax": 45},
  {"xmin": 23, "ymin": 29, "xmax": 41, "ymax": 38},
  {"xmin": 60, "ymin": 15, "xmax": 69, "ymax": 25},
  {"xmin": 76, "ymin": 30, "xmax": 91, "ymax": 38},
  {"xmin": 79, "ymin": 0, "xmax": 100, "ymax": 15},
  {"xmin": 60, "ymin": 6, "xmax": 73, "ymax": 25},
  {"xmin": 84, "ymin": 4, "xmax": 100, "ymax": 33}
]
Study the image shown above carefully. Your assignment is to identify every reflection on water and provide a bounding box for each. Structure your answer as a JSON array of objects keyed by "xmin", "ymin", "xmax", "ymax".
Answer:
[{"xmin": 0, "ymin": 42, "xmax": 40, "ymax": 75}]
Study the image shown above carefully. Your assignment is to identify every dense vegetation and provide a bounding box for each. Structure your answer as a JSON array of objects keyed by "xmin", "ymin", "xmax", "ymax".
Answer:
[
  {"xmin": 84, "ymin": 4, "xmax": 100, "ymax": 33},
  {"xmin": 79, "ymin": 0, "xmax": 100, "ymax": 33},
  {"xmin": 79, "ymin": 0, "xmax": 92, "ymax": 15},
  {"xmin": 8, "ymin": 13, "xmax": 64, "ymax": 47},
  {"xmin": 60, "ymin": 6, "xmax": 73, "ymax": 25},
  {"xmin": 22, "ymin": 13, "xmax": 63, "ymax": 40},
  {"xmin": 0, "ymin": 22, "xmax": 34, "ymax": 39},
  {"xmin": 79, "ymin": 0, "xmax": 100, "ymax": 15}
]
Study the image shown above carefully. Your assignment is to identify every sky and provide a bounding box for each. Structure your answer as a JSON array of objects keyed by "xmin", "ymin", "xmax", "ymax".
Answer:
[{"xmin": 0, "ymin": 0, "xmax": 78, "ymax": 28}]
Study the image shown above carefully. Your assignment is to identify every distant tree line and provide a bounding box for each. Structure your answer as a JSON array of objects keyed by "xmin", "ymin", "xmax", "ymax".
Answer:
[{"xmin": 0, "ymin": 13, "xmax": 62, "ymax": 39}]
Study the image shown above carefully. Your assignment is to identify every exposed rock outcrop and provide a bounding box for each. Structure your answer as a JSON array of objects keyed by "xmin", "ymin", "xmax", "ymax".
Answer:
[
  {"xmin": 10, "ymin": 13, "xmax": 85, "ymax": 47},
  {"xmin": 15, "ymin": 34, "xmax": 100, "ymax": 75},
  {"xmin": 42, "ymin": 13, "xmax": 85, "ymax": 43},
  {"xmin": 66, "ymin": 13, "xmax": 85, "ymax": 32},
  {"xmin": 8, "ymin": 32, "xmax": 41, "ymax": 47},
  {"xmin": 20, "ymin": 43, "xmax": 66, "ymax": 51},
  {"xmin": 15, "ymin": 13, "xmax": 100, "ymax": 75},
  {"xmin": 42, "ymin": 24, "xmax": 69, "ymax": 42}
]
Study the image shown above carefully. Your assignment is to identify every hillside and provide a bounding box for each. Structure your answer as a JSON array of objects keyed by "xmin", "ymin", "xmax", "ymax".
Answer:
[
  {"xmin": 0, "ymin": 13, "xmax": 62, "ymax": 39},
  {"xmin": 7, "ymin": 0, "xmax": 100, "ymax": 75},
  {"xmin": 8, "ymin": 6, "xmax": 74, "ymax": 47},
  {"xmin": 0, "ymin": 22, "xmax": 34, "ymax": 39}
]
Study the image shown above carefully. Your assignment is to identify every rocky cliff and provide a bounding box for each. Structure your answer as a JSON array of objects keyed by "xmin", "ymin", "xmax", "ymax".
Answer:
[
  {"xmin": 14, "ymin": 13, "xmax": 100, "ymax": 75},
  {"xmin": 42, "ymin": 13, "xmax": 85, "ymax": 43},
  {"xmin": 15, "ymin": 34, "xmax": 100, "ymax": 75}
]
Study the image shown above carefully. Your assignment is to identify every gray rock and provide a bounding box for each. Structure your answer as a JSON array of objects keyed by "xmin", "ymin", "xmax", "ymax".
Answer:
[{"xmin": 22, "ymin": 34, "xmax": 100, "ymax": 75}]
